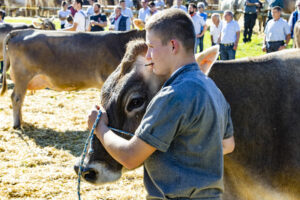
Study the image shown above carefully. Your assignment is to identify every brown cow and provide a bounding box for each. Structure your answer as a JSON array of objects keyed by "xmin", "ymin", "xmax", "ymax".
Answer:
[
  {"xmin": 0, "ymin": 29, "xmax": 145, "ymax": 129},
  {"xmin": 0, "ymin": 18, "xmax": 56, "ymax": 61},
  {"xmin": 75, "ymin": 41, "xmax": 300, "ymax": 200}
]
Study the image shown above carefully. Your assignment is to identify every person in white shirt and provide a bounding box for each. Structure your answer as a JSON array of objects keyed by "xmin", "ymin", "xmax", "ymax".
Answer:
[
  {"xmin": 172, "ymin": 0, "xmax": 187, "ymax": 13},
  {"xmin": 210, "ymin": 13, "xmax": 222, "ymax": 46},
  {"xmin": 125, "ymin": 0, "xmax": 134, "ymax": 8},
  {"xmin": 109, "ymin": 5, "xmax": 131, "ymax": 31},
  {"xmin": 145, "ymin": 1, "xmax": 159, "ymax": 22},
  {"xmin": 188, "ymin": 3, "xmax": 206, "ymax": 53},
  {"xmin": 86, "ymin": 0, "xmax": 95, "ymax": 17},
  {"xmin": 218, "ymin": 10, "xmax": 240, "ymax": 60},
  {"xmin": 155, "ymin": 0, "xmax": 165, "ymax": 10},
  {"xmin": 120, "ymin": 0, "xmax": 133, "ymax": 28},
  {"xmin": 64, "ymin": 0, "xmax": 86, "ymax": 32},
  {"xmin": 263, "ymin": 6, "xmax": 291, "ymax": 53},
  {"xmin": 58, "ymin": 1, "xmax": 71, "ymax": 29},
  {"xmin": 138, "ymin": 0, "xmax": 150, "ymax": 22}
]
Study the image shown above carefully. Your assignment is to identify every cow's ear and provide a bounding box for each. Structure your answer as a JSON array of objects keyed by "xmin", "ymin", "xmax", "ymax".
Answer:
[
  {"xmin": 195, "ymin": 45, "xmax": 219, "ymax": 75},
  {"xmin": 133, "ymin": 19, "xmax": 145, "ymax": 30}
]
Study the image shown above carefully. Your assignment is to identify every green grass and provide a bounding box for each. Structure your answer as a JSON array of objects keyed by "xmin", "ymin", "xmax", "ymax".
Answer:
[
  {"xmin": 3, "ymin": 17, "xmax": 294, "ymax": 59},
  {"xmin": 203, "ymin": 30, "xmax": 293, "ymax": 59}
]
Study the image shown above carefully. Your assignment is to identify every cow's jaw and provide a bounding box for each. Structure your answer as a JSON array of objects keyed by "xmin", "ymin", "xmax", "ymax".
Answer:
[{"xmin": 83, "ymin": 162, "xmax": 122, "ymax": 184}]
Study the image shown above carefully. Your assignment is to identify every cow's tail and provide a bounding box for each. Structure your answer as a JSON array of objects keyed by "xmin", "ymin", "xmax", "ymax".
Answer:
[{"xmin": 0, "ymin": 31, "xmax": 13, "ymax": 96}]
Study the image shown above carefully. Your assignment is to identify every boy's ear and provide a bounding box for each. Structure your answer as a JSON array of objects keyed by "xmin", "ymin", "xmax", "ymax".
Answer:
[{"xmin": 195, "ymin": 45, "xmax": 219, "ymax": 75}]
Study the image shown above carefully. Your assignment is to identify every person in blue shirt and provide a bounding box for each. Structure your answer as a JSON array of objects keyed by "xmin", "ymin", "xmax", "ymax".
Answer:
[
  {"xmin": 288, "ymin": 0, "xmax": 300, "ymax": 39},
  {"xmin": 197, "ymin": 2, "xmax": 207, "ymax": 52},
  {"xmin": 243, "ymin": 0, "xmax": 260, "ymax": 43},
  {"xmin": 88, "ymin": 8, "xmax": 235, "ymax": 200}
]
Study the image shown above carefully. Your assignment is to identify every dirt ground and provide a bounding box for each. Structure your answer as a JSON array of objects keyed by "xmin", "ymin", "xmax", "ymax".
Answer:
[{"xmin": 0, "ymin": 80, "xmax": 146, "ymax": 199}]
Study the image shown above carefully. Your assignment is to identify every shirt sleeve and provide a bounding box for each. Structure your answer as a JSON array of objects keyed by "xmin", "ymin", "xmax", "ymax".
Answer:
[
  {"xmin": 135, "ymin": 87, "xmax": 186, "ymax": 152},
  {"xmin": 235, "ymin": 21, "xmax": 240, "ymax": 32},
  {"xmin": 74, "ymin": 13, "xmax": 80, "ymax": 24},
  {"xmin": 126, "ymin": 17, "xmax": 131, "ymax": 30},
  {"xmin": 284, "ymin": 21, "xmax": 291, "ymax": 35}
]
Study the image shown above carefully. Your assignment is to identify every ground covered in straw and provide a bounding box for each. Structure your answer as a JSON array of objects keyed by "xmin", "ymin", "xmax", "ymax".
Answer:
[{"xmin": 0, "ymin": 82, "xmax": 146, "ymax": 199}]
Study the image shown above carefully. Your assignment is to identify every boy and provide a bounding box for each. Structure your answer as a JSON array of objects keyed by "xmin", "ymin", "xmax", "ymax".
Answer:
[{"xmin": 88, "ymin": 9, "xmax": 235, "ymax": 200}]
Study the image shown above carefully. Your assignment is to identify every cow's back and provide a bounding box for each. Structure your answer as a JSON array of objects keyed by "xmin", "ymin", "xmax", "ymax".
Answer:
[
  {"xmin": 209, "ymin": 50, "xmax": 300, "ymax": 199},
  {"xmin": 6, "ymin": 29, "xmax": 145, "ymax": 90}
]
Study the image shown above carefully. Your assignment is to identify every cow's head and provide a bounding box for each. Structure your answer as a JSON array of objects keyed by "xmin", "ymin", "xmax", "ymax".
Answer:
[
  {"xmin": 74, "ymin": 40, "xmax": 219, "ymax": 185},
  {"xmin": 32, "ymin": 17, "xmax": 56, "ymax": 30}
]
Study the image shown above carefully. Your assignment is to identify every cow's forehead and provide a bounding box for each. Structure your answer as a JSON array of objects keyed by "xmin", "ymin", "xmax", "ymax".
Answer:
[{"xmin": 100, "ymin": 55, "xmax": 148, "ymax": 106}]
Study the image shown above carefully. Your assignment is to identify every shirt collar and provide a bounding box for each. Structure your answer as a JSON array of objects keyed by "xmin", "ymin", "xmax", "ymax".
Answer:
[{"xmin": 163, "ymin": 62, "xmax": 199, "ymax": 88}]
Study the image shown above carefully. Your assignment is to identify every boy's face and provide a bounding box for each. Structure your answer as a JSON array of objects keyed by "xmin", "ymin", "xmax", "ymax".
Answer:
[{"xmin": 145, "ymin": 30, "xmax": 173, "ymax": 77}]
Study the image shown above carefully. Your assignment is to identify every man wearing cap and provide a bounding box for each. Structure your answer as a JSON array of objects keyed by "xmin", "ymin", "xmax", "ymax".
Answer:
[
  {"xmin": 243, "ymin": 0, "xmax": 260, "ymax": 43},
  {"xmin": 218, "ymin": 10, "xmax": 240, "ymax": 60},
  {"xmin": 138, "ymin": 0, "xmax": 150, "ymax": 23},
  {"xmin": 263, "ymin": 6, "xmax": 291, "ymax": 53}
]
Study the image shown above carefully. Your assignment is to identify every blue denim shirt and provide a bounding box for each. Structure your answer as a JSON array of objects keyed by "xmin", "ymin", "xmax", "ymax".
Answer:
[
  {"xmin": 244, "ymin": 0, "xmax": 259, "ymax": 13},
  {"xmin": 136, "ymin": 63, "xmax": 234, "ymax": 200}
]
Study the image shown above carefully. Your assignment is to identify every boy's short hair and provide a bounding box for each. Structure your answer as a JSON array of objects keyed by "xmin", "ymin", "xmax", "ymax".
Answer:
[
  {"xmin": 272, "ymin": 6, "xmax": 281, "ymax": 12},
  {"xmin": 145, "ymin": 9, "xmax": 195, "ymax": 53}
]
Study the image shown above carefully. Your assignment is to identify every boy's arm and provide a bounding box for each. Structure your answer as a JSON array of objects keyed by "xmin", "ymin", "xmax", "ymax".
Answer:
[
  {"xmin": 223, "ymin": 136, "xmax": 235, "ymax": 155},
  {"xmin": 88, "ymin": 107, "xmax": 156, "ymax": 170}
]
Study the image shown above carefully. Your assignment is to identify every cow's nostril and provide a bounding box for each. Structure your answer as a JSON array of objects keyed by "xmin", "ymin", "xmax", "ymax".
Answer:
[{"xmin": 82, "ymin": 168, "xmax": 97, "ymax": 182}]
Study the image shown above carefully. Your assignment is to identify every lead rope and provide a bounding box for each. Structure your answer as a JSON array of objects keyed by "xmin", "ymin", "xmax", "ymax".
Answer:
[{"xmin": 77, "ymin": 110, "xmax": 134, "ymax": 200}]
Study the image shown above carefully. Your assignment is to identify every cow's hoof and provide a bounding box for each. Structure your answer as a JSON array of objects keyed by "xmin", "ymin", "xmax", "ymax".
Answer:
[{"xmin": 13, "ymin": 124, "xmax": 21, "ymax": 129}]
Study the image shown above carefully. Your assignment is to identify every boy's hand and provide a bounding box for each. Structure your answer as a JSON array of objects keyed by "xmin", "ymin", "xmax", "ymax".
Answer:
[{"xmin": 87, "ymin": 105, "xmax": 109, "ymax": 133}]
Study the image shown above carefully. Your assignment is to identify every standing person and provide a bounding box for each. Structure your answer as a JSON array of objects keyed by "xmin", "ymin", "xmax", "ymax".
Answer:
[
  {"xmin": 197, "ymin": 2, "xmax": 207, "ymax": 52},
  {"xmin": 86, "ymin": 0, "xmax": 95, "ymax": 18},
  {"xmin": 58, "ymin": 1, "xmax": 71, "ymax": 29},
  {"xmin": 263, "ymin": 6, "xmax": 291, "ymax": 53},
  {"xmin": 155, "ymin": 0, "xmax": 165, "ymax": 10},
  {"xmin": 88, "ymin": 2, "xmax": 107, "ymax": 32},
  {"xmin": 243, "ymin": 0, "xmax": 260, "ymax": 43},
  {"xmin": 288, "ymin": 0, "xmax": 300, "ymax": 39},
  {"xmin": 188, "ymin": 3, "xmax": 207, "ymax": 53},
  {"xmin": 64, "ymin": 0, "xmax": 86, "ymax": 32},
  {"xmin": 210, "ymin": 13, "xmax": 222, "ymax": 46},
  {"xmin": 120, "ymin": 0, "xmax": 133, "ymax": 28},
  {"xmin": 145, "ymin": 1, "xmax": 159, "ymax": 21},
  {"xmin": 218, "ymin": 10, "xmax": 240, "ymax": 60},
  {"xmin": 68, "ymin": 0, "xmax": 77, "ymax": 17},
  {"xmin": 197, "ymin": 2, "xmax": 207, "ymax": 21},
  {"xmin": 138, "ymin": 0, "xmax": 150, "ymax": 23},
  {"xmin": 109, "ymin": 5, "xmax": 131, "ymax": 31},
  {"xmin": 171, "ymin": 0, "xmax": 188, "ymax": 13},
  {"xmin": 267, "ymin": 0, "xmax": 283, "ymax": 21},
  {"xmin": 88, "ymin": 8, "xmax": 235, "ymax": 200}
]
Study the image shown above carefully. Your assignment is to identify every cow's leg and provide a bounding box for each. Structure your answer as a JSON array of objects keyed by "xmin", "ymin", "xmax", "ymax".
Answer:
[{"xmin": 11, "ymin": 82, "xmax": 28, "ymax": 129}]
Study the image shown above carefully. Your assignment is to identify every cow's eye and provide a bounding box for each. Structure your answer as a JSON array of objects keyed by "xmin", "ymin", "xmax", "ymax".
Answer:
[{"xmin": 126, "ymin": 97, "xmax": 145, "ymax": 113}]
